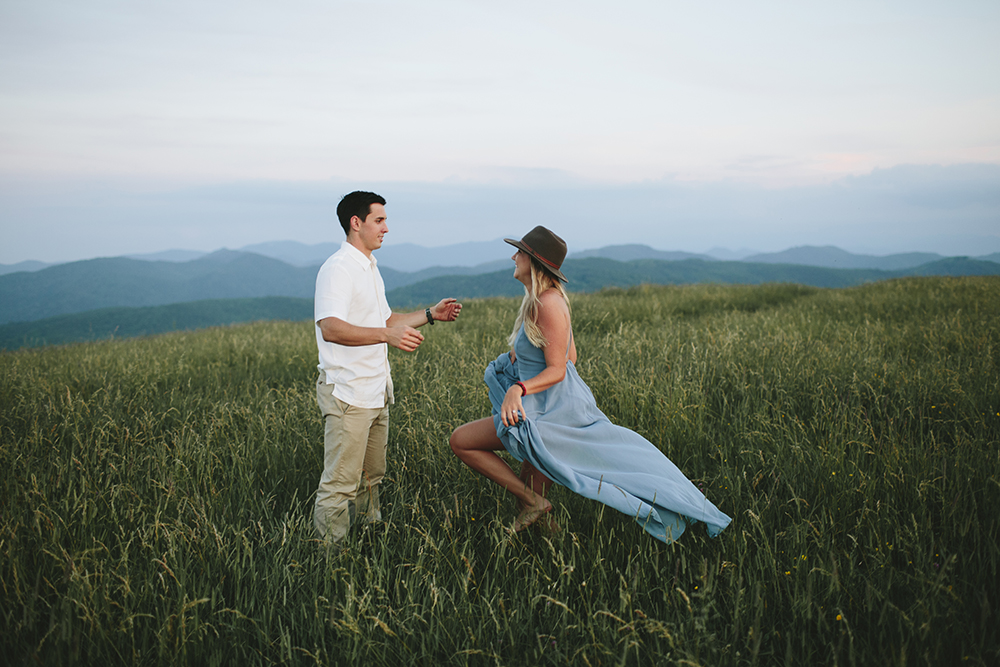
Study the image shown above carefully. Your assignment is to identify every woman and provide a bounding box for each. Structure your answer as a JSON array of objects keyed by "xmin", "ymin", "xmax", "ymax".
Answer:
[{"xmin": 449, "ymin": 226, "xmax": 732, "ymax": 542}]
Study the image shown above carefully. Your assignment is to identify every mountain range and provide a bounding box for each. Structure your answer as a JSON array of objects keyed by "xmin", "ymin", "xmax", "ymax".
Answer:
[
  {"xmin": 3, "ymin": 242, "xmax": 1000, "ymax": 328},
  {"xmin": 384, "ymin": 256, "xmax": 1000, "ymax": 308},
  {"xmin": 5, "ymin": 240, "xmax": 999, "ymax": 277}
]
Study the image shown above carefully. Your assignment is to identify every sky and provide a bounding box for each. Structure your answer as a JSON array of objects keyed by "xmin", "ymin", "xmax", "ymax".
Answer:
[{"xmin": 1, "ymin": 0, "xmax": 999, "ymax": 264}]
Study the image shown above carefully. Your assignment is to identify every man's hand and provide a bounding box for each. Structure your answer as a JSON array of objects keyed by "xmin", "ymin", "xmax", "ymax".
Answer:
[
  {"xmin": 386, "ymin": 326, "xmax": 424, "ymax": 352},
  {"xmin": 431, "ymin": 298, "xmax": 462, "ymax": 322}
]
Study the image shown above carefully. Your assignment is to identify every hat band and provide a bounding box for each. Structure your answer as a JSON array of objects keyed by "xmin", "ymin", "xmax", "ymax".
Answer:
[{"xmin": 520, "ymin": 240, "xmax": 561, "ymax": 270}]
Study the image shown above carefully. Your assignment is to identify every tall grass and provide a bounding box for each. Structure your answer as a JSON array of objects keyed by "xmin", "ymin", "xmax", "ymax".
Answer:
[{"xmin": 2, "ymin": 277, "xmax": 998, "ymax": 665}]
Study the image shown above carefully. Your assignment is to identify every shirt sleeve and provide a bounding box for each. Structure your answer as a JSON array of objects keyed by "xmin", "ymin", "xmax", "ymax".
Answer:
[
  {"xmin": 315, "ymin": 261, "xmax": 352, "ymax": 323},
  {"xmin": 375, "ymin": 269, "xmax": 392, "ymax": 322}
]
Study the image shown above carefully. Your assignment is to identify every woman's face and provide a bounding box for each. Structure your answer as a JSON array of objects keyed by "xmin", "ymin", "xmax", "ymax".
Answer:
[{"xmin": 512, "ymin": 249, "xmax": 531, "ymax": 284}]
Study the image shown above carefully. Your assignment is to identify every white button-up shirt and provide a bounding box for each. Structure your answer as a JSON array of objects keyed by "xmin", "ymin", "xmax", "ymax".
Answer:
[{"xmin": 314, "ymin": 242, "xmax": 394, "ymax": 409}]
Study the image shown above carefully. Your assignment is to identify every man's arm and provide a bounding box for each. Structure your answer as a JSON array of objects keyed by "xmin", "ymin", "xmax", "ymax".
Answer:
[
  {"xmin": 318, "ymin": 317, "xmax": 425, "ymax": 352},
  {"xmin": 385, "ymin": 298, "xmax": 462, "ymax": 329},
  {"xmin": 319, "ymin": 298, "xmax": 462, "ymax": 353}
]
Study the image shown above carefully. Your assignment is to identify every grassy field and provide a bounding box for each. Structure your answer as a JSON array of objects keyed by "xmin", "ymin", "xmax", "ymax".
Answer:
[{"xmin": 1, "ymin": 277, "xmax": 998, "ymax": 666}]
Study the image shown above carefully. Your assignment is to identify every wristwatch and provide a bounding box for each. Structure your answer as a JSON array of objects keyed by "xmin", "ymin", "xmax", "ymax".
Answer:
[{"xmin": 425, "ymin": 307, "xmax": 435, "ymax": 325}]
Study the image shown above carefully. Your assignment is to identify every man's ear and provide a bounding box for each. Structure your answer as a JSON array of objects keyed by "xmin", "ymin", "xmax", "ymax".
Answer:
[{"xmin": 350, "ymin": 216, "xmax": 362, "ymax": 232}]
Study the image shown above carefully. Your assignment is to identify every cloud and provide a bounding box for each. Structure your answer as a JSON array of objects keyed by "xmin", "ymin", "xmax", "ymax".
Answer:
[{"xmin": 3, "ymin": 2, "xmax": 999, "ymax": 187}]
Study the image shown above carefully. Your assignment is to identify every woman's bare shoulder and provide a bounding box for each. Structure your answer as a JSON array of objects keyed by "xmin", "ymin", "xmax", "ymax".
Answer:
[
  {"xmin": 539, "ymin": 287, "xmax": 567, "ymax": 305},
  {"xmin": 537, "ymin": 289, "xmax": 570, "ymax": 324},
  {"xmin": 538, "ymin": 289, "xmax": 568, "ymax": 310}
]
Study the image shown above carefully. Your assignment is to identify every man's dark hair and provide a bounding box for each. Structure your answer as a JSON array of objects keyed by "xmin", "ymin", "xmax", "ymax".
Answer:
[{"xmin": 336, "ymin": 191, "xmax": 386, "ymax": 235}]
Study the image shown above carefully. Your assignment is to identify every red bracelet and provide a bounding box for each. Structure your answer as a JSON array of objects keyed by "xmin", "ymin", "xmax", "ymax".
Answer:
[{"xmin": 515, "ymin": 381, "xmax": 527, "ymax": 396}]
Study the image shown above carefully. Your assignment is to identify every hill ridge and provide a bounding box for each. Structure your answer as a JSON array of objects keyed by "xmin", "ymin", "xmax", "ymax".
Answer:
[{"xmin": 3, "ymin": 250, "xmax": 999, "ymax": 327}]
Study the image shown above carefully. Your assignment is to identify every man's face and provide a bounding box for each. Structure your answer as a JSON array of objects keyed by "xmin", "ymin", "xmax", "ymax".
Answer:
[{"xmin": 354, "ymin": 203, "xmax": 388, "ymax": 255}]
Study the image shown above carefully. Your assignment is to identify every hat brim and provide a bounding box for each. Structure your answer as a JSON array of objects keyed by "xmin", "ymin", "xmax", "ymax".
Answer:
[{"xmin": 504, "ymin": 238, "xmax": 568, "ymax": 283}]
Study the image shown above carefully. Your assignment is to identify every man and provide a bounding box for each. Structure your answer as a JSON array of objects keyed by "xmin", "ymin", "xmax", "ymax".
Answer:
[{"xmin": 313, "ymin": 190, "xmax": 461, "ymax": 542}]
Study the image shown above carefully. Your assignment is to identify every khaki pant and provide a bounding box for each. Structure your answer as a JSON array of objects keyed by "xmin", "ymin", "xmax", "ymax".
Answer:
[{"xmin": 314, "ymin": 375, "xmax": 389, "ymax": 542}]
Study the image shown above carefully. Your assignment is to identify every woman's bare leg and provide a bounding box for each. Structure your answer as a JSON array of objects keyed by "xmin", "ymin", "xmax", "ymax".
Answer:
[
  {"xmin": 518, "ymin": 461, "xmax": 554, "ymax": 502},
  {"xmin": 518, "ymin": 462, "xmax": 559, "ymax": 532},
  {"xmin": 450, "ymin": 417, "xmax": 551, "ymax": 528}
]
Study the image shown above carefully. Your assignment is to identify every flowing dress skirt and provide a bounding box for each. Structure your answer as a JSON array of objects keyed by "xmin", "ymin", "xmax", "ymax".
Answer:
[{"xmin": 486, "ymin": 327, "xmax": 732, "ymax": 543}]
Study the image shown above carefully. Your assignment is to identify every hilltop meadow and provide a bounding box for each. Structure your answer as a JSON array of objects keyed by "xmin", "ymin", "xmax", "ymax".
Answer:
[{"xmin": 1, "ymin": 277, "xmax": 998, "ymax": 666}]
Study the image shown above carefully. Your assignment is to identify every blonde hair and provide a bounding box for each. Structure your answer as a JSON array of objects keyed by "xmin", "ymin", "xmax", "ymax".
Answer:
[{"xmin": 508, "ymin": 258, "xmax": 570, "ymax": 349}]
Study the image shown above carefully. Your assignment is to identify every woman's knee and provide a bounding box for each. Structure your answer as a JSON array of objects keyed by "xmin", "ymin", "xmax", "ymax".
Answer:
[
  {"xmin": 450, "ymin": 418, "xmax": 499, "ymax": 458},
  {"xmin": 449, "ymin": 426, "xmax": 465, "ymax": 456},
  {"xmin": 450, "ymin": 421, "xmax": 483, "ymax": 457}
]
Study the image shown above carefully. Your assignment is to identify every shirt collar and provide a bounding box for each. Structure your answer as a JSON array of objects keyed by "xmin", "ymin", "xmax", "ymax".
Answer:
[{"xmin": 340, "ymin": 241, "xmax": 377, "ymax": 270}]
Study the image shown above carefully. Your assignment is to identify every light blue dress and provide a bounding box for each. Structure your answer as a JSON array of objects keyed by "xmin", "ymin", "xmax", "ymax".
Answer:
[{"xmin": 486, "ymin": 326, "xmax": 732, "ymax": 543}]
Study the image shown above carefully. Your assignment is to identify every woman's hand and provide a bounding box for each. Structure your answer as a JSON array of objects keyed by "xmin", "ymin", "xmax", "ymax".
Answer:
[{"xmin": 500, "ymin": 385, "xmax": 525, "ymax": 426}]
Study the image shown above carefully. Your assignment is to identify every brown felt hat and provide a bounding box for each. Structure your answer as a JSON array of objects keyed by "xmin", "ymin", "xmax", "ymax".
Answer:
[{"xmin": 504, "ymin": 226, "xmax": 568, "ymax": 283}]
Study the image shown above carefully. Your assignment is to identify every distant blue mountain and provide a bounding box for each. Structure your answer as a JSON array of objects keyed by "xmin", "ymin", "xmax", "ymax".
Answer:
[
  {"xmin": 125, "ymin": 249, "xmax": 207, "ymax": 262},
  {"xmin": 237, "ymin": 240, "xmax": 335, "ymax": 266},
  {"xmin": 0, "ymin": 251, "xmax": 317, "ymax": 325},
  {"xmin": 8, "ymin": 241, "xmax": 999, "ymax": 277},
  {"xmin": 568, "ymin": 244, "xmax": 715, "ymax": 262},
  {"xmin": 4, "ymin": 245, "xmax": 999, "ymax": 327},
  {"xmin": 0, "ymin": 260, "xmax": 51, "ymax": 276},
  {"xmin": 0, "ymin": 297, "xmax": 313, "ymax": 350},
  {"xmin": 906, "ymin": 257, "xmax": 1000, "ymax": 276},
  {"xmin": 385, "ymin": 257, "xmax": 1000, "ymax": 308},
  {"xmin": 704, "ymin": 247, "xmax": 759, "ymax": 261},
  {"xmin": 236, "ymin": 239, "xmax": 513, "ymax": 271},
  {"xmin": 743, "ymin": 245, "xmax": 944, "ymax": 270},
  {"xmin": 354, "ymin": 240, "xmax": 513, "ymax": 272}
]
